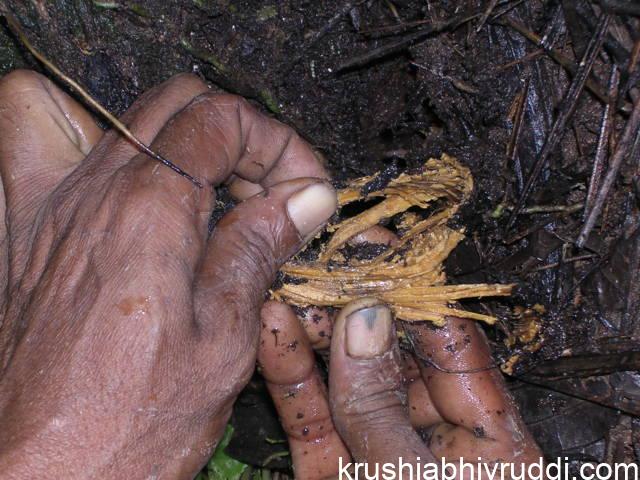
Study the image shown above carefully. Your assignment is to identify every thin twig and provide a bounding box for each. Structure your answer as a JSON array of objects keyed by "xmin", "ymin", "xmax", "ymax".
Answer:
[
  {"xmin": 465, "ymin": 0, "xmax": 497, "ymax": 45},
  {"xmin": 504, "ymin": 77, "xmax": 530, "ymax": 196},
  {"xmin": 475, "ymin": 0, "xmax": 499, "ymax": 33},
  {"xmin": 529, "ymin": 253, "xmax": 598, "ymax": 273},
  {"xmin": 507, "ymin": 14, "xmax": 612, "ymax": 229},
  {"xmin": 2, "ymin": 10, "xmax": 202, "ymax": 188},
  {"xmin": 410, "ymin": 61, "xmax": 479, "ymax": 94},
  {"xmin": 539, "ymin": 1, "xmax": 565, "ymax": 50},
  {"xmin": 597, "ymin": 0, "xmax": 640, "ymax": 17},
  {"xmin": 623, "ymin": 222, "xmax": 640, "ymax": 334},
  {"xmin": 583, "ymin": 64, "xmax": 619, "ymax": 220},
  {"xmin": 495, "ymin": 49, "xmax": 544, "ymax": 72},
  {"xmin": 619, "ymin": 38, "xmax": 640, "ymax": 105},
  {"xmin": 520, "ymin": 203, "xmax": 583, "ymax": 214},
  {"xmin": 335, "ymin": 12, "xmax": 478, "ymax": 72},
  {"xmin": 577, "ymin": 97, "xmax": 640, "ymax": 247},
  {"xmin": 335, "ymin": 1, "xmax": 526, "ymax": 72},
  {"xmin": 501, "ymin": 17, "xmax": 617, "ymax": 108},
  {"xmin": 489, "ymin": 0, "xmax": 528, "ymax": 21},
  {"xmin": 515, "ymin": 375, "xmax": 640, "ymax": 417},
  {"xmin": 307, "ymin": 0, "xmax": 367, "ymax": 46},
  {"xmin": 360, "ymin": 0, "xmax": 522, "ymax": 38}
]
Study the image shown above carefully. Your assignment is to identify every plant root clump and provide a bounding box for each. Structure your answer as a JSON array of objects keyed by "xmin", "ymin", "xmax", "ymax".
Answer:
[{"xmin": 273, "ymin": 154, "xmax": 513, "ymax": 326}]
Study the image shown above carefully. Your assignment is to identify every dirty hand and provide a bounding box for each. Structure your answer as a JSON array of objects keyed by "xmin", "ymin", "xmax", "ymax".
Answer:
[
  {"xmin": 0, "ymin": 70, "xmax": 336, "ymax": 478},
  {"xmin": 260, "ymin": 298, "xmax": 543, "ymax": 476}
]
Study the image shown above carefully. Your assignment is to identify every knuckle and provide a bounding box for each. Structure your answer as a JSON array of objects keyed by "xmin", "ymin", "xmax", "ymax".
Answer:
[
  {"xmin": 165, "ymin": 72, "xmax": 207, "ymax": 92},
  {"xmin": 337, "ymin": 387, "xmax": 405, "ymax": 420},
  {"xmin": 334, "ymin": 391, "xmax": 407, "ymax": 441},
  {"xmin": 0, "ymin": 69, "xmax": 46, "ymax": 97},
  {"xmin": 333, "ymin": 355, "xmax": 407, "ymax": 428},
  {"xmin": 218, "ymin": 92, "xmax": 245, "ymax": 106},
  {"xmin": 190, "ymin": 91, "xmax": 243, "ymax": 112}
]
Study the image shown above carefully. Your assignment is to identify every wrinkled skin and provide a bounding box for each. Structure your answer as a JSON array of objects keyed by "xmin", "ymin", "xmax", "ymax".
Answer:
[
  {"xmin": 0, "ymin": 70, "xmax": 542, "ymax": 480},
  {"xmin": 0, "ymin": 70, "xmax": 333, "ymax": 478},
  {"xmin": 257, "ymin": 234, "xmax": 544, "ymax": 478},
  {"xmin": 259, "ymin": 303, "xmax": 545, "ymax": 479}
]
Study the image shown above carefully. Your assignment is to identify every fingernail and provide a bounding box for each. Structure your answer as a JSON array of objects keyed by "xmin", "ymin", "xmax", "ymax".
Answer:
[
  {"xmin": 346, "ymin": 305, "xmax": 393, "ymax": 359},
  {"xmin": 287, "ymin": 182, "xmax": 337, "ymax": 238}
]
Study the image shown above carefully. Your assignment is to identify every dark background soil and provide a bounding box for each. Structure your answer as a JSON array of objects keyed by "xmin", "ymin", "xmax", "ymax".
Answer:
[{"xmin": 2, "ymin": 0, "xmax": 639, "ymax": 474}]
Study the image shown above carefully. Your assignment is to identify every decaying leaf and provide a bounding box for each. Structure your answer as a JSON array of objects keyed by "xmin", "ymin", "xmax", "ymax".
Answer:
[
  {"xmin": 501, "ymin": 304, "xmax": 545, "ymax": 374},
  {"xmin": 272, "ymin": 154, "xmax": 513, "ymax": 326}
]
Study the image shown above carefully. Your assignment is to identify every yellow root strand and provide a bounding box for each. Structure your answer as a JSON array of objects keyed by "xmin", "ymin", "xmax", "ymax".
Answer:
[{"xmin": 272, "ymin": 154, "xmax": 513, "ymax": 325}]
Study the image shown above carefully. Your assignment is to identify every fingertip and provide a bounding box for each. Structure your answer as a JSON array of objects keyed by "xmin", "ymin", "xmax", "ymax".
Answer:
[
  {"xmin": 296, "ymin": 306, "xmax": 333, "ymax": 350},
  {"xmin": 345, "ymin": 303, "xmax": 393, "ymax": 359},
  {"xmin": 286, "ymin": 181, "xmax": 337, "ymax": 240},
  {"xmin": 197, "ymin": 178, "xmax": 335, "ymax": 322},
  {"xmin": 332, "ymin": 298, "xmax": 394, "ymax": 360},
  {"xmin": 329, "ymin": 299, "xmax": 432, "ymax": 463}
]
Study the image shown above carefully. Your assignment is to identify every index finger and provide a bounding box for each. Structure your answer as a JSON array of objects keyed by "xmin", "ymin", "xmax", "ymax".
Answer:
[
  {"xmin": 119, "ymin": 91, "xmax": 328, "ymax": 238},
  {"xmin": 131, "ymin": 92, "xmax": 326, "ymax": 192}
]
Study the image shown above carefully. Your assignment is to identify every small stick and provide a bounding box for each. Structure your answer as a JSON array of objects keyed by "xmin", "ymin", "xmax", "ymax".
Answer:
[
  {"xmin": 520, "ymin": 203, "xmax": 583, "ymax": 214},
  {"xmin": 502, "ymin": 17, "xmax": 614, "ymax": 108},
  {"xmin": 530, "ymin": 254, "xmax": 598, "ymax": 273},
  {"xmin": 279, "ymin": 0, "xmax": 367, "ymax": 77},
  {"xmin": 619, "ymin": 38, "xmax": 640, "ymax": 105},
  {"xmin": 507, "ymin": 14, "xmax": 612, "ymax": 229},
  {"xmin": 335, "ymin": 12, "xmax": 478, "ymax": 72},
  {"xmin": 410, "ymin": 62, "xmax": 479, "ymax": 94},
  {"xmin": 505, "ymin": 77, "xmax": 530, "ymax": 196},
  {"xmin": 495, "ymin": 49, "xmax": 544, "ymax": 72},
  {"xmin": 2, "ymin": 10, "xmax": 203, "ymax": 188},
  {"xmin": 366, "ymin": 0, "xmax": 526, "ymax": 38},
  {"xmin": 597, "ymin": 0, "xmax": 640, "ymax": 17},
  {"xmin": 489, "ymin": 0, "xmax": 528, "ymax": 21},
  {"xmin": 583, "ymin": 65, "xmax": 619, "ymax": 221},
  {"xmin": 576, "ymin": 97, "xmax": 640, "ymax": 248},
  {"xmin": 475, "ymin": 0, "xmax": 499, "ymax": 33}
]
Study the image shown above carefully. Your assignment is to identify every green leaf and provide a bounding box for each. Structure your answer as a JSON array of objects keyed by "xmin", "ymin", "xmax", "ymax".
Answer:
[{"xmin": 206, "ymin": 424, "xmax": 248, "ymax": 480}]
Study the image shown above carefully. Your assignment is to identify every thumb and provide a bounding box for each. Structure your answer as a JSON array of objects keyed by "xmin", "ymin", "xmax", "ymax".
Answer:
[
  {"xmin": 194, "ymin": 178, "xmax": 337, "ymax": 331},
  {"xmin": 329, "ymin": 298, "xmax": 433, "ymax": 465}
]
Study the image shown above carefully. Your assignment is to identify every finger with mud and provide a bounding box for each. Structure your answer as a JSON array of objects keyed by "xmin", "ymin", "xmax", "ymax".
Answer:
[
  {"xmin": 258, "ymin": 300, "xmax": 350, "ymax": 479},
  {"xmin": 404, "ymin": 317, "xmax": 543, "ymax": 464}
]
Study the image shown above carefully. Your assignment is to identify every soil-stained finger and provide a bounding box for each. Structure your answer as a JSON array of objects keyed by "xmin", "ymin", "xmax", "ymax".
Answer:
[
  {"xmin": 404, "ymin": 317, "xmax": 542, "ymax": 463},
  {"xmin": 258, "ymin": 300, "xmax": 350, "ymax": 479}
]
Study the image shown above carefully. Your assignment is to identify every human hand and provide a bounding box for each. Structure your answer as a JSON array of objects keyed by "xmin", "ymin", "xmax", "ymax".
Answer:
[
  {"xmin": 258, "ymin": 235, "xmax": 543, "ymax": 479},
  {"xmin": 0, "ymin": 70, "xmax": 336, "ymax": 478}
]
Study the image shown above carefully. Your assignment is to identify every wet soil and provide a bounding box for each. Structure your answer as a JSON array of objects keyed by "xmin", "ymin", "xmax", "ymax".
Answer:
[{"xmin": 2, "ymin": 0, "xmax": 639, "ymax": 473}]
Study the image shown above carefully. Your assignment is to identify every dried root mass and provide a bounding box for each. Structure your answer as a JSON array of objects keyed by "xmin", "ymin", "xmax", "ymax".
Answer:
[{"xmin": 273, "ymin": 154, "xmax": 513, "ymax": 326}]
